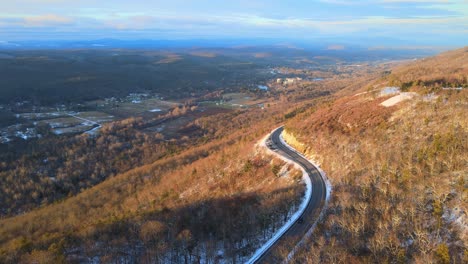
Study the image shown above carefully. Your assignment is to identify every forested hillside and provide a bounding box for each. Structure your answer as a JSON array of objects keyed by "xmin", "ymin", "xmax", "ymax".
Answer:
[
  {"xmin": 0, "ymin": 102, "xmax": 307, "ymax": 263},
  {"xmin": 283, "ymin": 47, "xmax": 467, "ymax": 263},
  {"xmin": 0, "ymin": 47, "xmax": 465, "ymax": 263}
]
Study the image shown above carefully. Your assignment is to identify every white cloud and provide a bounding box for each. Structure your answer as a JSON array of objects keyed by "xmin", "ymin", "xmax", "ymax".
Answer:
[
  {"xmin": 1, "ymin": 12, "xmax": 465, "ymax": 33},
  {"xmin": 23, "ymin": 14, "xmax": 73, "ymax": 27}
]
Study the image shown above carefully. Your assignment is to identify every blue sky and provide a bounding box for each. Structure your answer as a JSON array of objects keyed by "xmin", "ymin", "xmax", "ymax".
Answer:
[{"xmin": 0, "ymin": 0, "xmax": 467, "ymax": 47}]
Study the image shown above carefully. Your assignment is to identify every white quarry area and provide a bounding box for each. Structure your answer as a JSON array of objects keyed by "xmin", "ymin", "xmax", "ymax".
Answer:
[
  {"xmin": 380, "ymin": 92, "xmax": 418, "ymax": 107},
  {"xmin": 355, "ymin": 86, "xmax": 439, "ymax": 108}
]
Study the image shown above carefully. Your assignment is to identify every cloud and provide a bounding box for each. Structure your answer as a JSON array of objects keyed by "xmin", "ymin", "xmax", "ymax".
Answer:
[
  {"xmin": 327, "ymin": 45, "xmax": 346, "ymax": 50},
  {"xmin": 0, "ymin": 1, "xmax": 465, "ymax": 45},
  {"xmin": 1, "ymin": 12, "xmax": 465, "ymax": 36},
  {"xmin": 23, "ymin": 14, "xmax": 73, "ymax": 27}
]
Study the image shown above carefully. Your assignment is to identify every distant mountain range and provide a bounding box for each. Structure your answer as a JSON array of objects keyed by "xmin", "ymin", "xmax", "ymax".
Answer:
[{"xmin": 0, "ymin": 38, "xmax": 454, "ymax": 54}]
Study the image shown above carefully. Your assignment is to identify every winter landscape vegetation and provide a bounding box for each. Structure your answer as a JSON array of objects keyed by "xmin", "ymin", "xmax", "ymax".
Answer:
[{"xmin": 0, "ymin": 0, "xmax": 467, "ymax": 263}]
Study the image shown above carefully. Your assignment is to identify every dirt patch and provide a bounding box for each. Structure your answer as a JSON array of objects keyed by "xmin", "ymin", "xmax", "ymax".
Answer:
[{"xmin": 380, "ymin": 92, "xmax": 418, "ymax": 107}]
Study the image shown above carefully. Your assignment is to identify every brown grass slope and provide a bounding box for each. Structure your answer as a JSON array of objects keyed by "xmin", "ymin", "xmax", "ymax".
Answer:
[
  {"xmin": 387, "ymin": 47, "xmax": 468, "ymax": 90},
  {"xmin": 284, "ymin": 47, "xmax": 467, "ymax": 263}
]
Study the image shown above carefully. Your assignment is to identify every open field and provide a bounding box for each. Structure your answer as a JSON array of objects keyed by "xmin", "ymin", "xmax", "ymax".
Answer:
[
  {"xmin": 223, "ymin": 92, "xmax": 267, "ymax": 106},
  {"xmin": 74, "ymin": 111, "xmax": 115, "ymax": 122},
  {"xmin": 199, "ymin": 92, "xmax": 269, "ymax": 110},
  {"xmin": 100, "ymin": 98, "xmax": 177, "ymax": 117}
]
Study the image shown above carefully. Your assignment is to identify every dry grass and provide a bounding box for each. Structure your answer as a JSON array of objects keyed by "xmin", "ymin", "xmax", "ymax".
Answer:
[{"xmin": 284, "ymin": 48, "xmax": 467, "ymax": 262}]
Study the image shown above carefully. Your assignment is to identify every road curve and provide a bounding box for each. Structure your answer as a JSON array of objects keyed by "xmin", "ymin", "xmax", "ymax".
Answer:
[{"xmin": 253, "ymin": 127, "xmax": 328, "ymax": 263}]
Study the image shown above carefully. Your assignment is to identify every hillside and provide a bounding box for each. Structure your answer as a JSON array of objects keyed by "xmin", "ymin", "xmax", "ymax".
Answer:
[
  {"xmin": 386, "ymin": 47, "xmax": 468, "ymax": 90},
  {"xmin": 0, "ymin": 47, "xmax": 465, "ymax": 263},
  {"xmin": 283, "ymin": 47, "xmax": 467, "ymax": 263},
  {"xmin": 0, "ymin": 103, "xmax": 308, "ymax": 263}
]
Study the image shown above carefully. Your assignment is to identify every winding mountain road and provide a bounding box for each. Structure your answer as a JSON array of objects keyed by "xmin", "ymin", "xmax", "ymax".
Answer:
[{"xmin": 252, "ymin": 127, "xmax": 328, "ymax": 263}]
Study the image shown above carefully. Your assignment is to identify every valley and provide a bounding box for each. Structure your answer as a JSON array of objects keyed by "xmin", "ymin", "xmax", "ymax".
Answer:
[{"xmin": 0, "ymin": 46, "xmax": 466, "ymax": 263}]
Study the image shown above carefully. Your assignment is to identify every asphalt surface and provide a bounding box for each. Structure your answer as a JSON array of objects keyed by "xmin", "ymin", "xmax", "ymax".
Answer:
[{"xmin": 255, "ymin": 127, "xmax": 327, "ymax": 263}]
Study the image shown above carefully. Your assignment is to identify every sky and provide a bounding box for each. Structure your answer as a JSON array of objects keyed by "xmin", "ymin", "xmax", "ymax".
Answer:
[{"xmin": 0, "ymin": 0, "xmax": 467, "ymax": 47}]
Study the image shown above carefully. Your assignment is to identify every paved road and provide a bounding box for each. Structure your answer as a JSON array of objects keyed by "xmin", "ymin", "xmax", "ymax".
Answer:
[{"xmin": 255, "ymin": 127, "xmax": 327, "ymax": 263}]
